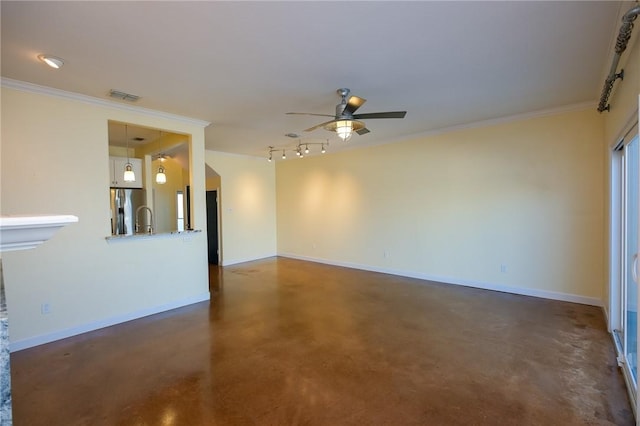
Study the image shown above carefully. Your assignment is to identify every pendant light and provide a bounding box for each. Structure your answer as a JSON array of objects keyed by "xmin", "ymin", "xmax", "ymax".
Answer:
[
  {"xmin": 155, "ymin": 130, "xmax": 167, "ymax": 184},
  {"xmin": 156, "ymin": 166, "xmax": 167, "ymax": 184},
  {"xmin": 123, "ymin": 125, "xmax": 136, "ymax": 182}
]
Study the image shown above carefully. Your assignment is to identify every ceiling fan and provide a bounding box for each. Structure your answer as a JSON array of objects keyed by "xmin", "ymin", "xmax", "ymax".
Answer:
[{"xmin": 286, "ymin": 88, "xmax": 406, "ymax": 142}]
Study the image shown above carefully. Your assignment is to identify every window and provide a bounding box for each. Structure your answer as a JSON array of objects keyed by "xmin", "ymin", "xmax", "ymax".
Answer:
[{"xmin": 176, "ymin": 191, "xmax": 185, "ymax": 232}]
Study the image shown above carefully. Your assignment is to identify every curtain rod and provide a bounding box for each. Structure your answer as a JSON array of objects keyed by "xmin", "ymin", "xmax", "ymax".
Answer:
[{"xmin": 597, "ymin": 4, "xmax": 640, "ymax": 113}]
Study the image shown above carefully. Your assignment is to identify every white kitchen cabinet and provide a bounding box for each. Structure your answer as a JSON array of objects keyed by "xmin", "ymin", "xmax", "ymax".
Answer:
[{"xmin": 109, "ymin": 156, "xmax": 142, "ymax": 188}]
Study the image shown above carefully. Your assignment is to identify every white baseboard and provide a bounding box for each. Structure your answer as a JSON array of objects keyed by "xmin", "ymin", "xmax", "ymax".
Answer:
[
  {"xmin": 221, "ymin": 253, "xmax": 277, "ymax": 267},
  {"xmin": 602, "ymin": 305, "xmax": 611, "ymax": 332},
  {"xmin": 278, "ymin": 253, "xmax": 603, "ymax": 307},
  {"xmin": 10, "ymin": 292, "xmax": 211, "ymax": 352}
]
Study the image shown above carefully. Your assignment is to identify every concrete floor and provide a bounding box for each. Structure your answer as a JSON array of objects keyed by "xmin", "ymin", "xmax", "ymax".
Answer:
[{"xmin": 10, "ymin": 257, "xmax": 634, "ymax": 425}]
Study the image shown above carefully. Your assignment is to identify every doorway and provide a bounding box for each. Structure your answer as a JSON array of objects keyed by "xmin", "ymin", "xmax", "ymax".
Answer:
[{"xmin": 206, "ymin": 190, "xmax": 219, "ymax": 265}]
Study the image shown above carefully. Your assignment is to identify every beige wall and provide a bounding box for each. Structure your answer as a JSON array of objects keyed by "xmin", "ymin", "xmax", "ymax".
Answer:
[
  {"xmin": 277, "ymin": 108, "xmax": 605, "ymax": 303},
  {"xmin": 206, "ymin": 175, "xmax": 221, "ymax": 191},
  {"xmin": 205, "ymin": 151, "xmax": 277, "ymax": 265},
  {"xmin": 151, "ymin": 157, "xmax": 185, "ymax": 233},
  {"xmin": 1, "ymin": 86, "xmax": 209, "ymax": 349}
]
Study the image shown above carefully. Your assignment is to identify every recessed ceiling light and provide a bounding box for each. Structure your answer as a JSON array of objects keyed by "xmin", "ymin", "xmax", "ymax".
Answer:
[{"xmin": 37, "ymin": 54, "xmax": 64, "ymax": 69}]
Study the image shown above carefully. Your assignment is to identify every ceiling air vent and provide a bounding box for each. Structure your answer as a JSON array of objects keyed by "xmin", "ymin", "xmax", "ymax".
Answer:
[{"xmin": 109, "ymin": 89, "xmax": 140, "ymax": 102}]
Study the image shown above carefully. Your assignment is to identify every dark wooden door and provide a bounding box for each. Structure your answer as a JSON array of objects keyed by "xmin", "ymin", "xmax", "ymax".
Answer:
[{"xmin": 206, "ymin": 190, "xmax": 219, "ymax": 265}]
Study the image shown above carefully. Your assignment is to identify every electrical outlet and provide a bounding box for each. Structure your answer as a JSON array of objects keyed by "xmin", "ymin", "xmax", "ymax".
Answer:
[
  {"xmin": 41, "ymin": 303, "xmax": 52, "ymax": 315},
  {"xmin": 384, "ymin": 250, "xmax": 389, "ymax": 258},
  {"xmin": 500, "ymin": 264, "xmax": 508, "ymax": 273}
]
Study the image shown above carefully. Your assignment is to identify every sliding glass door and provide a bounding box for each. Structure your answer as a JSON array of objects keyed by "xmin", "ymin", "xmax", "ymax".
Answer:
[
  {"xmin": 612, "ymin": 126, "xmax": 640, "ymax": 409},
  {"xmin": 624, "ymin": 134, "xmax": 638, "ymax": 386}
]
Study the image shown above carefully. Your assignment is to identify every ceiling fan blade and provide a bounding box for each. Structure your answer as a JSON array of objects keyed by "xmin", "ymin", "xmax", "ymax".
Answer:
[
  {"xmin": 356, "ymin": 127, "xmax": 370, "ymax": 136},
  {"xmin": 286, "ymin": 112, "xmax": 335, "ymax": 118},
  {"xmin": 304, "ymin": 119, "xmax": 336, "ymax": 132},
  {"xmin": 342, "ymin": 96, "xmax": 366, "ymax": 115},
  {"xmin": 353, "ymin": 111, "xmax": 407, "ymax": 119}
]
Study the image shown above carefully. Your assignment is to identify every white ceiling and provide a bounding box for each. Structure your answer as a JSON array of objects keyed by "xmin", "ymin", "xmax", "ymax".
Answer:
[{"xmin": 0, "ymin": 1, "xmax": 627, "ymax": 159}]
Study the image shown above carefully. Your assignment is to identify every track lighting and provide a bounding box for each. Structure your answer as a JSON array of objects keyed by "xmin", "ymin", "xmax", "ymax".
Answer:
[
  {"xmin": 267, "ymin": 141, "xmax": 328, "ymax": 161},
  {"xmin": 266, "ymin": 146, "xmax": 275, "ymax": 162}
]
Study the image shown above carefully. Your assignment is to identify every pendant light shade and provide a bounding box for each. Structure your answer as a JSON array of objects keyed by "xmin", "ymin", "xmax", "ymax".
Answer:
[
  {"xmin": 156, "ymin": 165, "xmax": 167, "ymax": 184},
  {"xmin": 155, "ymin": 130, "xmax": 167, "ymax": 184},
  {"xmin": 123, "ymin": 163, "xmax": 136, "ymax": 182},
  {"xmin": 123, "ymin": 125, "xmax": 136, "ymax": 182}
]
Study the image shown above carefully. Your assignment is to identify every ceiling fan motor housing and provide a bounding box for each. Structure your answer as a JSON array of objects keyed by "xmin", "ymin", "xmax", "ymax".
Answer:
[
  {"xmin": 336, "ymin": 88, "xmax": 351, "ymax": 118},
  {"xmin": 336, "ymin": 102, "xmax": 350, "ymax": 118}
]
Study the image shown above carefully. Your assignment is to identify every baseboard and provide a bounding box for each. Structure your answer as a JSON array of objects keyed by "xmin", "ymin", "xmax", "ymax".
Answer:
[
  {"xmin": 221, "ymin": 254, "xmax": 277, "ymax": 267},
  {"xmin": 602, "ymin": 305, "xmax": 612, "ymax": 332},
  {"xmin": 278, "ymin": 253, "xmax": 603, "ymax": 307},
  {"xmin": 10, "ymin": 292, "xmax": 211, "ymax": 352}
]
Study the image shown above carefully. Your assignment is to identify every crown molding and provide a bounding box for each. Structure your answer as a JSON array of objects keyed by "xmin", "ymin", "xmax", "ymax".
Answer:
[
  {"xmin": 326, "ymin": 100, "xmax": 598, "ymax": 155},
  {"xmin": 412, "ymin": 100, "xmax": 597, "ymax": 139},
  {"xmin": 1, "ymin": 78, "xmax": 211, "ymax": 128}
]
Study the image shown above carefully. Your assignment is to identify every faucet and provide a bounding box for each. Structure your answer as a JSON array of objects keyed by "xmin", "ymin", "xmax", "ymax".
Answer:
[{"xmin": 135, "ymin": 206, "xmax": 154, "ymax": 234}]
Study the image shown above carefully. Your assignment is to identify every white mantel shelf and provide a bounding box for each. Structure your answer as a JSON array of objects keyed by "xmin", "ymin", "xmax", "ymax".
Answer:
[{"xmin": 0, "ymin": 215, "xmax": 79, "ymax": 252}]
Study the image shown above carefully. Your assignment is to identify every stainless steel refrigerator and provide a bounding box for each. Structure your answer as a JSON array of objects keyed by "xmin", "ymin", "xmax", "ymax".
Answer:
[{"xmin": 110, "ymin": 188, "xmax": 146, "ymax": 235}]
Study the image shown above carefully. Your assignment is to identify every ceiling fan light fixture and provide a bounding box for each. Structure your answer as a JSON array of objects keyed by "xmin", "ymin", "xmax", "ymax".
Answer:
[
  {"xmin": 38, "ymin": 54, "xmax": 64, "ymax": 69},
  {"xmin": 324, "ymin": 120, "xmax": 365, "ymax": 142},
  {"xmin": 336, "ymin": 121, "xmax": 353, "ymax": 142},
  {"xmin": 289, "ymin": 88, "xmax": 406, "ymax": 142}
]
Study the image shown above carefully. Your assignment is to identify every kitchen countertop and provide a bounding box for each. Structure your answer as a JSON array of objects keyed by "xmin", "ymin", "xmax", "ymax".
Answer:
[{"xmin": 105, "ymin": 229, "xmax": 202, "ymax": 242}]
